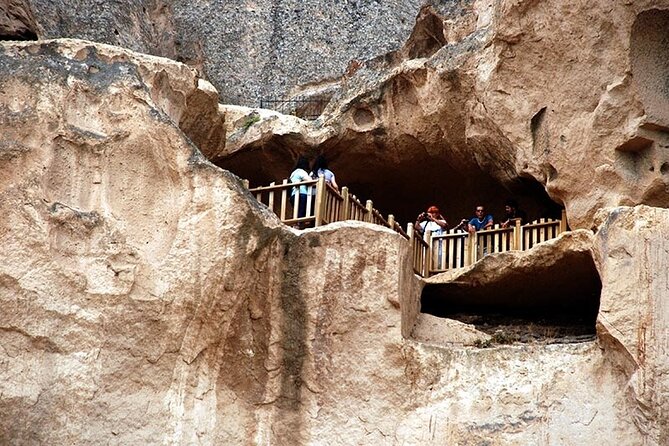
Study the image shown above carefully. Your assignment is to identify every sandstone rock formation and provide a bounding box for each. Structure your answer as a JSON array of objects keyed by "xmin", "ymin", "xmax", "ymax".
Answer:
[
  {"xmin": 0, "ymin": 0, "xmax": 37, "ymax": 40},
  {"xmin": 216, "ymin": 0, "xmax": 669, "ymax": 232},
  {"xmin": 2, "ymin": 0, "xmax": 669, "ymax": 444},
  {"xmin": 0, "ymin": 38, "xmax": 225, "ymax": 161}
]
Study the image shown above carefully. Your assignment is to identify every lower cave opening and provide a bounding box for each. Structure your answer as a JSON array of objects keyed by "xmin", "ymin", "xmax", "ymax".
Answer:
[{"xmin": 420, "ymin": 247, "xmax": 601, "ymax": 345}]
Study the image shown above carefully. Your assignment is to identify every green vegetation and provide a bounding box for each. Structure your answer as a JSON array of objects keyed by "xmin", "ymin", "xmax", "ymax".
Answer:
[{"xmin": 242, "ymin": 113, "xmax": 261, "ymax": 131}]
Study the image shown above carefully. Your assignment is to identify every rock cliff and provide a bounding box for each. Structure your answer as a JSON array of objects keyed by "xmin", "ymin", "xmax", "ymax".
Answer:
[
  {"xmin": 1, "ymin": 0, "xmax": 669, "ymax": 444},
  {"xmin": 216, "ymin": 0, "xmax": 669, "ymax": 230},
  {"xmin": 22, "ymin": 0, "xmax": 447, "ymax": 106}
]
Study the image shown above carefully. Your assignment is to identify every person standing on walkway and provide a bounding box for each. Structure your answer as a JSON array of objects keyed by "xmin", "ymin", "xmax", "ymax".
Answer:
[
  {"xmin": 467, "ymin": 205, "xmax": 494, "ymax": 233},
  {"xmin": 500, "ymin": 198, "xmax": 527, "ymax": 228},
  {"xmin": 310, "ymin": 154, "xmax": 339, "ymax": 191},
  {"xmin": 415, "ymin": 205, "xmax": 449, "ymax": 236},
  {"xmin": 290, "ymin": 156, "xmax": 312, "ymax": 225}
]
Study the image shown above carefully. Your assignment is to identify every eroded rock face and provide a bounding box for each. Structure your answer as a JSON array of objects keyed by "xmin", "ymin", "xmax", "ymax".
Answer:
[
  {"xmin": 0, "ymin": 37, "xmax": 225, "ymax": 160},
  {"xmin": 0, "ymin": 38, "xmax": 665, "ymax": 445},
  {"xmin": 0, "ymin": 38, "xmax": 277, "ymax": 444},
  {"xmin": 22, "ymin": 0, "xmax": 451, "ymax": 106},
  {"xmin": 217, "ymin": 0, "xmax": 669, "ymax": 231},
  {"xmin": 27, "ymin": 0, "xmax": 177, "ymax": 58},
  {"xmin": 0, "ymin": 0, "xmax": 38, "ymax": 40},
  {"xmin": 594, "ymin": 206, "xmax": 669, "ymax": 444}
]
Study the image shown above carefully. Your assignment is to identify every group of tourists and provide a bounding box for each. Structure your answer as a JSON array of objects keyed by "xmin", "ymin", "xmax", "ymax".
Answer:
[
  {"xmin": 288, "ymin": 154, "xmax": 528, "ymax": 235},
  {"xmin": 415, "ymin": 199, "xmax": 527, "ymax": 236},
  {"xmin": 289, "ymin": 155, "xmax": 338, "ymax": 225}
]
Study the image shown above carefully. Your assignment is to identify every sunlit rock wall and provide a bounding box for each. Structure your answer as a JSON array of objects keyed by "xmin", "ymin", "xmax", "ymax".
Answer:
[{"xmin": 0, "ymin": 38, "xmax": 664, "ymax": 445}]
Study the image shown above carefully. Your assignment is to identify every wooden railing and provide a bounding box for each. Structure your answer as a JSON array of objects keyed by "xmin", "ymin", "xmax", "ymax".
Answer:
[
  {"xmin": 407, "ymin": 223, "xmax": 429, "ymax": 276},
  {"xmin": 247, "ymin": 177, "xmax": 567, "ymax": 277},
  {"xmin": 425, "ymin": 211, "xmax": 567, "ymax": 277},
  {"xmin": 247, "ymin": 176, "xmax": 402, "ymax": 233}
]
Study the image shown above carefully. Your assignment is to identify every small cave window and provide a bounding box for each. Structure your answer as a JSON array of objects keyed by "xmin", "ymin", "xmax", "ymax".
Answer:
[{"xmin": 417, "ymin": 248, "xmax": 601, "ymax": 346}]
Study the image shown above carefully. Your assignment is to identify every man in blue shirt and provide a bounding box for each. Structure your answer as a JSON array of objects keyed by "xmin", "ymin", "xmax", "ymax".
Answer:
[{"xmin": 468, "ymin": 205, "xmax": 493, "ymax": 233}]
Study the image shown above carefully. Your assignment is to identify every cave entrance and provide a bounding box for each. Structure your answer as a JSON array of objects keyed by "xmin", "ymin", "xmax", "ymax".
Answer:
[
  {"xmin": 419, "ymin": 245, "xmax": 601, "ymax": 345},
  {"xmin": 216, "ymin": 143, "xmax": 563, "ymax": 231}
]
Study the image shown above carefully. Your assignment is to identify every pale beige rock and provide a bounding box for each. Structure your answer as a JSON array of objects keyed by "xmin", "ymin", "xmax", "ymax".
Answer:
[
  {"xmin": 0, "ymin": 27, "xmax": 666, "ymax": 446},
  {"xmin": 217, "ymin": 0, "xmax": 669, "ymax": 229},
  {"xmin": 411, "ymin": 313, "xmax": 491, "ymax": 346},
  {"xmin": 0, "ymin": 38, "xmax": 287, "ymax": 444},
  {"xmin": 594, "ymin": 206, "xmax": 669, "ymax": 444}
]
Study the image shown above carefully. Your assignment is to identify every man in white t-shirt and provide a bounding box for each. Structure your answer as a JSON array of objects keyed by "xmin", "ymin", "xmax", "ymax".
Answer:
[{"xmin": 415, "ymin": 205, "xmax": 449, "ymax": 236}]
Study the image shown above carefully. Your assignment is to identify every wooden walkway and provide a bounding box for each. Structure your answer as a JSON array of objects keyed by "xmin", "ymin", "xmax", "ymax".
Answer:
[
  {"xmin": 410, "ymin": 212, "xmax": 567, "ymax": 277},
  {"xmin": 246, "ymin": 177, "xmax": 567, "ymax": 277},
  {"xmin": 246, "ymin": 176, "xmax": 405, "ymax": 234}
]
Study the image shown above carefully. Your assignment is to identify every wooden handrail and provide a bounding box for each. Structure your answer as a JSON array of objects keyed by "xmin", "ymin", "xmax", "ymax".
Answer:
[
  {"xmin": 424, "ymin": 213, "xmax": 568, "ymax": 277},
  {"xmin": 250, "ymin": 179, "xmax": 317, "ymax": 193},
  {"xmin": 248, "ymin": 176, "xmax": 570, "ymax": 278}
]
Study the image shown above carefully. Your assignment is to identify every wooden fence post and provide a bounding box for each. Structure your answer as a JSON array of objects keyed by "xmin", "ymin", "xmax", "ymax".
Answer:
[
  {"xmin": 280, "ymin": 179, "xmax": 289, "ymax": 221},
  {"xmin": 242, "ymin": 179, "xmax": 250, "ymax": 189},
  {"xmin": 366, "ymin": 200, "xmax": 374, "ymax": 223},
  {"xmin": 341, "ymin": 187, "xmax": 350, "ymax": 220},
  {"xmin": 424, "ymin": 230, "xmax": 433, "ymax": 278},
  {"xmin": 514, "ymin": 218, "xmax": 522, "ymax": 250},
  {"xmin": 559, "ymin": 209, "xmax": 567, "ymax": 234},
  {"xmin": 465, "ymin": 232, "xmax": 475, "ymax": 266},
  {"xmin": 314, "ymin": 175, "xmax": 326, "ymax": 227},
  {"xmin": 407, "ymin": 223, "xmax": 415, "ymax": 272}
]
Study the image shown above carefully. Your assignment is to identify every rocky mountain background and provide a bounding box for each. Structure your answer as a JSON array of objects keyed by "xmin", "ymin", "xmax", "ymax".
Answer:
[{"xmin": 1, "ymin": 0, "xmax": 669, "ymax": 444}]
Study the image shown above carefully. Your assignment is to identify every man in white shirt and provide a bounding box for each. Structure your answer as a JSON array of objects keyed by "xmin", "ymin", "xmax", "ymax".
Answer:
[{"xmin": 415, "ymin": 205, "xmax": 449, "ymax": 235}]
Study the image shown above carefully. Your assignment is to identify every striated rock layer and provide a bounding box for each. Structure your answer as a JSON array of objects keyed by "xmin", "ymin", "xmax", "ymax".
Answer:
[{"xmin": 1, "ymin": 38, "xmax": 668, "ymax": 445}]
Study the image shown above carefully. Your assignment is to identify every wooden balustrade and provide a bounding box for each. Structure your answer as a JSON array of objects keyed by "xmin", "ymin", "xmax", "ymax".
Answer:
[
  {"xmin": 319, "ymin": 183, "xmax": 344, "ymax": 225},
  {"xmin": 424, "ymin": 210, "xmax": 567, "ymax": 277},
  {"xmin": 248, "ymin": 177, "xmax": 401, "ymax": 235},
  {"xmin": 522, "ymin": 217, "xmax": 561, "ymax": 250},
  {"xmin": 408, "ymin": 223, "xmax": 429, "ymax": 276},
  {"xmin": 248, "ymin": 177, "xmax": 568, "ymax": 278},
  {"xmin": 428, "ymin": 229, "xmax": 471, "ymax": 274},
  {"xmin": 348, "ymin": 194, "xmax": 368, "ymax": 222},
  {"xmin": 475, "ymin": 224, "xmax": 515, "ymax": 259}
]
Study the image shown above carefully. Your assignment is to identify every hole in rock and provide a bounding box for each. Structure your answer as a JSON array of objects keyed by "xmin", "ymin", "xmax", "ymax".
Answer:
[
  {"xmin": 421, "ymin": 248, "xmax": 601, "ymax": 344},
  {"xmin": 661, "ymin": 162, "xmax": 669, "ymax": 175},
  {"xmin": 404, "ymin": 6, "xmax": 447, "ymax": 59},
  {"xmin": 0, "ymin": 29, "xmax": 37, "ymax": 41},
  {"xmin": 616, "ymin": 144, "xmax": 651, "ymax": 178}
]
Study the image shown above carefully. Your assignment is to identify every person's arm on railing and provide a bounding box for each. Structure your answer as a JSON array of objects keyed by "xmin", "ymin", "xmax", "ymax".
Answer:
[
  {"xmin": 452, "ymin": 218, "xmax": 468, "ymax": 231},
  {"xmin": 330, "ymin": 174, "xmax": 339, "ymax": 192},
  {"xmin": 483, "ymin": 215, "xmax": 494, "ymax": 230}
]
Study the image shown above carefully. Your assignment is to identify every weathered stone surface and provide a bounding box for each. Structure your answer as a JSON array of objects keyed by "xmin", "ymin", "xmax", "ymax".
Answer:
[
  {"xmin": 0, "ymin": 38, "xmax": 655, "ymax": 445},
  {"xmin": 411, "ymin": 313, "xmax": 491, "ymax": 346},
  {"xmin": 594, "ymin": 206, "xmax": 669, "ymax": 444},
  {"xmin": 23, "ymin": 0, "xmax": 463, "ymax": 106},
  {"xmin": 0, "ymin": 0, "xmax": 37, "ymax": 40},
  {"xmin": 27, "ymin": 0, "xmax": 177, "ymax": 58},
  {"xmin": 217, "ymin": 0, "xmax": 669, "ymax": 231},
  {"xmin": 0, "ymin": 38, "xmax": 224, "ymax": 160}
]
